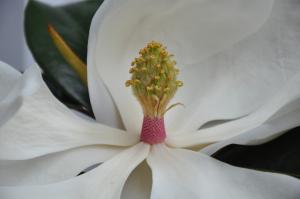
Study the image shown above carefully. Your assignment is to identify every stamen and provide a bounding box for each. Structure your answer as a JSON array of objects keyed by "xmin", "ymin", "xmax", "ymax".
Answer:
[{"xmin": 125, "ymin": 41, "xmax": 183, "ymax": 144}]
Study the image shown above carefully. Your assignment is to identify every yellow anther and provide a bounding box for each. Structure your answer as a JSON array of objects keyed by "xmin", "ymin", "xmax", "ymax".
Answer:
[
  {"xmin": 135, "ymin": 58, "xmax": 144, "ymax": 64},
  {"xmin": 129, "ymin": 67, "xmax": 136, "ymax": 73},
  {"xmin": 146, "ymin": 86, "xmax": 154, "ymax": 91},
  {"xmin": 134, "ymin": 79, "xmax": 141, "ymax": 84},
  {"xmin": 148, "ymin": 42, "xmax": 156, "ymax": 48},
  {"xmin": 176, "ymin": 80, "xmax": 183, "ymax": 87},
  {"xmin": 141, "ymin": 67, "xmax": 147, "ymax": 72},
  {"xmin": 125, "ymin": 80, "xmax": 133, "ymax": 87},
  {"xmin": 167, "ymin": 63, "xmax": 173, "ymax": 68},
  {"xmin": 164, "ymin": 87, "xmax": 170, "ymax": 92},
  {"xmin": 156, "ymin": 64, "xmax": 161, "ymax": 68},
  {"xmin": 155, "ymin": 85, "xmax": 162, "ymax": 91},
  {"xmin": 160, "ymin": 51, "xmax": 168, "ymax": 57},
  {"xmin": 160, "ymin": 70, "xmax": 165, "ymax": 74},
  {"xmin": 143, "ymin": 48, "xmax": 148, "ymax": 54},
  {"xmin": 154, "ymin": 76, "xmax": 160, "ymax": 80},
  {"xmin": 139, "ymin": 49, "xmax": 145, "ymax": 55},
  {"xmin": 167, "ymin": 75, "xmax": 173, "ymax": 81}
]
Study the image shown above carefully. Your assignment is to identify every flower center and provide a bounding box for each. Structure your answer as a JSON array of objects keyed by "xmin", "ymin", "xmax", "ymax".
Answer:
[{"xmin": 126, "ymin": 41, "xmax": 183, "ymax": 144}]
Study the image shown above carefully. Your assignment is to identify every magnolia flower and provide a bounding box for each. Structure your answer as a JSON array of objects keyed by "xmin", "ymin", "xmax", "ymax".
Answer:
[{"xmin": 1, "ymin": 0, "xmax": 300, "ymax": 198}]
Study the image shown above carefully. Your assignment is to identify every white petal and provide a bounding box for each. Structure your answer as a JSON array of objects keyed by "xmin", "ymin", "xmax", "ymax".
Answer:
[
  {"xmin": 202, "ymin": 99, "xmax": 300, "ymax": 155},
  {"xmin": 147, "ymin": 145, "xmax": 300, "ymax": 199},
  {"xmin": 88, "ymin": 0, "xmax": 273, "ymax": 134},
  {"xmin": 88, "ymin": 58, "xmax": 124, "ymax": 129},
  {"xmin": 0, "ymin": 143, "xmax": 149, "ymax": 199},
  {"xmin": 0, "ymin": 61, "xmax": 20, "ymax": 101},
  {"xmin": 198, "ymin": 0, "xmax": 300, "ymax": 154},
  {"xmin": 0, "ymin": 145, "xmax": 122, "ymax": 185},
  {"xmin": 0, "ymin": 61, "xmax": 31, "ymax": 127},
  {"xmin": 0, "ymin": 65, "xmax": 139, "ymax": 160},
  {"xmin": 166, "ymin": 69, "xmax": 300, "ymax": 148},
  {"xmin": 166, "ymin": 0, "xmax": 300, "ymax": 133},
  {"xmin": 121, "ymin": 161, "xmax": 152, "ymax": 199}
]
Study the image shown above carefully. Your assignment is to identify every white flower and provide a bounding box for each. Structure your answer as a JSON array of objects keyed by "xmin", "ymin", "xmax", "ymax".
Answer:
[{"xmin": 1, "ymin": 0, "xmax": 300, "ymax": 198}]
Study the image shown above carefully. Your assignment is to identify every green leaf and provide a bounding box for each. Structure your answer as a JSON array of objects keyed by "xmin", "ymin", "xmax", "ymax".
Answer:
[
  {"xmin": 212, "ymin": 127, "xmax": 300, "ymax": 178},
  {"xmin": 24, "ymin": 0, "xmax": 103, "ymax": 115}
]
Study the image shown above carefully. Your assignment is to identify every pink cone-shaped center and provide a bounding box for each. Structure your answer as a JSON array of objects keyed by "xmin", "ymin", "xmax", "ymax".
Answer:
[{"xmin": 140, "ymin": 116, "xmax": 166, "ymax": 144}]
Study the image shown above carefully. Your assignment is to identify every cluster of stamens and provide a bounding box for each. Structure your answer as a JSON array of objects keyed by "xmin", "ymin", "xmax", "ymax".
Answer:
[{"xmin": 126, "ymin": 41, "xmax": 183, "ymax": 118}]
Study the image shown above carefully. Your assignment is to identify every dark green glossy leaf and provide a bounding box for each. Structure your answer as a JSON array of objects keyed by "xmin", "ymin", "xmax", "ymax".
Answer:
[
  {"xmin": 25, "ymin": 0, "xmax": 103, "ymax": 115},
  {"xmin": 212, "ymin": 127, "xmax": 300, "ymax": 178},
  {"xmin": 42, "ymin": 74, "xmax": 94, "ymax": 117}
]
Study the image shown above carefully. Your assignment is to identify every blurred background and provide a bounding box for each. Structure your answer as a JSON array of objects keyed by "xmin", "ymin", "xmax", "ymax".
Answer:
[{"xmin": 0, "ymin": 0, "xmax": 81, "ymax": 71}]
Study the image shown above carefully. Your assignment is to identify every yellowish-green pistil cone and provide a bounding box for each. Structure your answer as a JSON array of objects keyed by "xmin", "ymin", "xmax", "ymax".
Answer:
[{"xmin": 126, "ymin": 41, "xmax": 183, "ymax": 118}]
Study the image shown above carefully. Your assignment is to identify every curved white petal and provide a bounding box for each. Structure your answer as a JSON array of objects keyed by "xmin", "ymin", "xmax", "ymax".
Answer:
[
  {"xmin": 88, "ymin": 0, "xmax": 274, "ymax": 134},
  {"xmin": 202, "ymin": 100, "xmax": 300, "ymax": 155},
  {"xmin": 0, "ymin": 65, "xmax": 139, "ymax": 160},
  {"xmin": 88, "ymin": 59, "xmax": 124, "ymax": 129},
  {"xmin": 0, "ymin": 61, "xmax": 32, "ymax": 127},
  {"xmin": 0, "ymin": 145, "xmax": 123, "ymax": 186},
  {"xmin": 166, "ymin": 0, "xmax": 300, "ymax": 133},
  {"xmin": 147, "ymin": 145, "xmax": 300, "ymax": 199},
  {"xmin": 0, "ymin": 143, "xmax": 149, "ymax": 199},
  {"xmin": 0, "ymin": 61, "xmax": 20, "ymax": 101},
  {"xmin": 166, "ymin": 68, "xmax": 300, "ymax": 147},
  {"xmin": 121, "ymin": 161, "xmax": 152, "ymax": 199}
]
